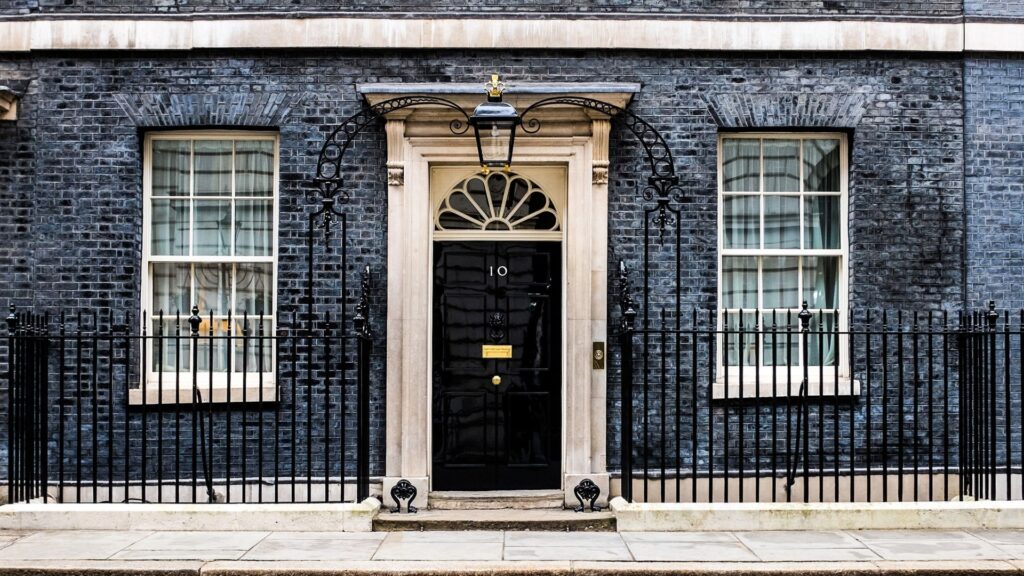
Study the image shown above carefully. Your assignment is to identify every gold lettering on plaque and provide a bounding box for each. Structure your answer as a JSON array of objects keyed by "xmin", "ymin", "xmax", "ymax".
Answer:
[{"xmin": 482, "ymin": 345, "xmax": 513, "ymax": 359}]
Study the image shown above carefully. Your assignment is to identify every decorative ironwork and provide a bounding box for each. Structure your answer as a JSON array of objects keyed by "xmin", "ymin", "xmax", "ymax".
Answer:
[
  {"xmin": 573, "ymin": 478, "xmax": 602, "ymax": 512},
  {"xmin": 617, "ymin": 260, "xmax": 637, "ymax": 334},
  {"xmin": 354, "ymin": 266, "xmax": 372, "ymax": 340},
  {"xmin": 390, "ymin": 479, "xmax": 419, "ymax": 513},
  {"xmin": 519, "ymin": 96, "xmax": 682, "ymax": 230},
  {"xmin": 312, "ymin": 95, "xmax": 470, "ymax": 229}
]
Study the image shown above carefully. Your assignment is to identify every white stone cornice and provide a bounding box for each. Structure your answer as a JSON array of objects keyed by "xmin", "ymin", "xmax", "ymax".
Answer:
[
  {"xmin": 0, "ymin": 16, "xmax": 984, "ymax": 53},
  {"xmin": 965, "ymin": 22, "xmax": 1024, "ymax": 53}
]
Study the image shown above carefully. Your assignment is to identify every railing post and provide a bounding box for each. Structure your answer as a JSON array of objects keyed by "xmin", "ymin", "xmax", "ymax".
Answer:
[
  {"xmin": 617, "ymin": 261, "xmax": 637, "ymax": 503},
  {"xmin": 785, "ymin": 302, "xmax": 812, "ymax": 501},
  {"xmin": 354, "ymin": 266, "xmax": 372, "ymax": 503},
  {"xmin": 986, "ymin": 301, "xmax": 999, "ymax": 497},
  {"xmin": 6, "ymin": 305, "xmax": 17, "ymax": 502},
  {"xmin": 188, "ymin": 306, "xmax": 215, "ymax": 503}
]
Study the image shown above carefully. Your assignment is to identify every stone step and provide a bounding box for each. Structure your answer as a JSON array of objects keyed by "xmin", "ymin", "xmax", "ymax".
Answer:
[
  {"xmin": 429, "ymin": 490, "xmax": 565, "ymax": 510},
  {"xmin": 373, "ymin": 508, "xmax": 616, "ymax": 532}
]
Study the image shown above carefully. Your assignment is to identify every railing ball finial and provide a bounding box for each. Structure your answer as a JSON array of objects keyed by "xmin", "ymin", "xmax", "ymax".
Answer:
[
  {"xmin": 188, "ymin": 305, "xmax": 201, "ymax": 336},
  {"xmin": 986, "ymin": 300, "xmax": 999, "ymax": 330},
  {"xmin": 5, "ymin": 303, "xmax": 16, "ymax": 333},
  {"xmin": 799, "ymin": 300, "xmax": 812, "ymax": 331}
]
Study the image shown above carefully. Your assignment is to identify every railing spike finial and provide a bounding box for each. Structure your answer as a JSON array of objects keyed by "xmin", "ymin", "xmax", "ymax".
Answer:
[
  {"xmin": 799, "ymin": 300, "xmax": 812, "ymax": 331},
  {"xmin": 188, "ymin": 305, "xmax": 201, "ymax": 337}
]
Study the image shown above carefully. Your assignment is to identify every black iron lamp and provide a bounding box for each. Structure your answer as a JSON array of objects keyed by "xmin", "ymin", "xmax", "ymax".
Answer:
[{"xmin": 469, "ymin": 74, "xmax": 521, "ymax": 173}]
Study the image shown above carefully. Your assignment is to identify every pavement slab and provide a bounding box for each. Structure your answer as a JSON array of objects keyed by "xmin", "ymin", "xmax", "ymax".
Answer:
[
  {"xmin": 0, "ymin": 528, "xmax": 1023, "ymax": 574},
  {"xmin": 625, "ymin": 541, "xmax": 760, "ymax": 562},
  {"xmin": 737, "ymin": 530, "xmax": 865, "ymax": 549},
  {"xmin": 0, "ymin": 530, "xmax": 150, "ymax": 560},
  {"xmin": 127, "ymin": 530, "xmax": 270, "ymax": 551},
  {"xmin": 373, "ymin": 541, "xmax": 504, "ymax": 561},
  {"xmin": 243, "ymin": 532, "xmax": 386, "ymax": 561}
]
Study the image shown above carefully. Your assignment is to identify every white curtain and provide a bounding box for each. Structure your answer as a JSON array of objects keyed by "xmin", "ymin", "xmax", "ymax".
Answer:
[
  {"xmin": 194, "ymin": 140, "xmax": 232, "ymax": 196},
  {"xmin": 235, "ymin": 140, "xmax": 274, "ymax": 197}
]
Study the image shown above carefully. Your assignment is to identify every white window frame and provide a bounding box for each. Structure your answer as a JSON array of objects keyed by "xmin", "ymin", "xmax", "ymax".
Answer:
[
  {"xmin": 134, "ymin": 130, "xmax": 280, "ymax": 405},
  {"xmin": 715, "ymin": 132, "xmax": 856, "ymax": 398}
]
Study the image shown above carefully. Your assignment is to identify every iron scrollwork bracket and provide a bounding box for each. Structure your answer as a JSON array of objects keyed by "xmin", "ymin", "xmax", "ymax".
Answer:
[
  {"xmin": 573, "ymin": 478, "xmax": 602, "ymax": 513},
  {"xmin": 311, "ymin": 95, "xmax": 471, "ymax": 231},
  {"xmin": 519, "ymin": 96, "xmax": 683, "ymax": 232},
  {"xmin": 390, "ymin": 479, "xmax": 418, "ymax": 514}
]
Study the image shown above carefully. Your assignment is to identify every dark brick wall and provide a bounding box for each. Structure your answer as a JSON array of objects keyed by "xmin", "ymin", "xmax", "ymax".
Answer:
[
  {"xmin": 0, "ymin": 50, "xmax": 966, "ymax": 488},
  {"xmin": 966, "ymin": 0, "xmax": 1024, "ymax": 17},
  {"xmin": 967, "ymin": 55, "xmax": 1024, "ymax": 312},
  {"xmin": 0, "ymin": 0, "xmax": 963, "ymax": 17}
]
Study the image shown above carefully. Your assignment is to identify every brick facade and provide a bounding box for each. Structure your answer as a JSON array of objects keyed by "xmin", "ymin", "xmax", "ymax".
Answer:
[{"xmin": 0, "ymin": 47, "xmax": 978, "ymax": 482}]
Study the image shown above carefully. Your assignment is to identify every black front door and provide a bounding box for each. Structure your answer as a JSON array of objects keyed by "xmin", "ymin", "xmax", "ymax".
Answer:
[{"xmin": 432, "ymin": 241, "xmax": 562, "ymax": 490}]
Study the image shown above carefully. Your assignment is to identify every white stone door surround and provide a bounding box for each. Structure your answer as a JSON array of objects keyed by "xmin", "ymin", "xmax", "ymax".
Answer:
[{"xmin": 362, "ymin": 83, "xmax": 639, "ymax": 508}]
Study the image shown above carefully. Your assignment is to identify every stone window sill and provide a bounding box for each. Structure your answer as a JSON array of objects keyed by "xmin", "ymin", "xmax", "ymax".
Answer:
[
  {"xmin": 129, "ymin": 380, "xmax": 277, "ymax": 406},
  {"xmin": 712, "ymin": 376, "xmax": 860, "ymax": 400}
]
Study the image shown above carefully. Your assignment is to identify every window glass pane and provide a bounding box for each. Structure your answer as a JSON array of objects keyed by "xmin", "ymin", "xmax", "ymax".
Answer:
[
  {"xmin": 722, "ymin": 256, "xmax": 757, "ymax": 309},
  {"xmin": 195, "ymin": 263, "xmax": 230, "ymax": 315},
  {"xmin": 804, "ymin": 195, "xmax": 840, "ymax": 249},
  {"xmin": 194, "ymin": 140, "xmax": 232, "ymax": 196},
  {"xmin": 764, "ymin": 195, "xmax": 800, "ymax": 249},
  {"xmin": 235, "ymin": 140, "xmax": 274, "ymax": 197},
  {"xmin": 763, "ymin": 139, "xmax": 800, "ymax": 192},
  {"xmin": 152, "ymin": 140, "xmax": 190, "ymax": 197},
  {"xmin": 151, "ymin": 199, "xmax": 189, "ymax": 256},
  {"xmin": 723, "ymin": 195, "xmax": 759, "ymax": 249},
  {"xmin": 722, "ymin": 139, "xmax": 760, "ymax": 192},
  {"xmin": 724, "ymin": 311, "xmax": 758, "ymax": 367},
  {"xmin": 762, "ymin": 311, "xmax": 799, "ymax": 367},
  {"xmin": 762, "ymin": 256, "xmax": 799, "ymax": 309},
  {"xmin": 808, "ymin": 312, "xmax": 838, "ymax": 366},
  {"xmin": 151, "ymin": 263, "xmax": 190, "ymax": 315},
  {"xmin": 235, "ymin": 263, "xmax": 272, "ymax": 315},
  {"xmin": 235, "ymin": 200, "xmax": 273, "ymax": 257},
  {"xmin": 196, "ymin": 318, "xmax": 229, "ymax": 372},
  {"xmin": 152, "ymin": 319, "xmax": 190, "ymax": 373},
  {"xmin": 804, "ymin": 139, "xmax": 841, "ymax": 192},
  {"xmin": 193, "ymin": 200, "xmax": 231, "ymax": 256},
  {"xmin": 803, "ymin": 256, "xmax": 840, "ymax": 310},
  {"xmin": 235, "ymin": 319, "xmax": 273, "ymax": 373}
]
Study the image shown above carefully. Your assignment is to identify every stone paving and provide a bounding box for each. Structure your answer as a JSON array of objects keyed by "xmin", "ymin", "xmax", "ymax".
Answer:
[{"xmin": 1, "ymin": 528, "xmax": 1024, "ymax": 566}]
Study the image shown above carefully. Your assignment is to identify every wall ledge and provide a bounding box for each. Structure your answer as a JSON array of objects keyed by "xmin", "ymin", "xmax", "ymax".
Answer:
[{"xmin": 610, "ymin": 497, "xmax": 1024, "ymax": 531}]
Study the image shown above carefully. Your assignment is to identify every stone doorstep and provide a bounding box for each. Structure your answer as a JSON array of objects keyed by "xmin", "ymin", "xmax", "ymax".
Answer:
[
  {"xmin": 611, "ymin": 498, "xmax": 1024, "ymax": 532},
  {"xmin": 429, "ymin": 489, "xmax": 565, "ymax": 510},
  {"xmin": 373, "ymin": 508, "xmax": 616, "ymax": 532},
  {"xmin": 0, "ymin": 499, "xmax": 381, "ymax": 532},
  {"xmin": 0, "ymin": 560, "xmax": 1022, "ymax": 576}
]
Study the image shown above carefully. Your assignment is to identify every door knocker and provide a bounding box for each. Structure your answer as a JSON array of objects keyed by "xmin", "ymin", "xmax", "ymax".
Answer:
[{"xmin": 487, "ymin": 311, "xmax": 505, "ymax": 341}]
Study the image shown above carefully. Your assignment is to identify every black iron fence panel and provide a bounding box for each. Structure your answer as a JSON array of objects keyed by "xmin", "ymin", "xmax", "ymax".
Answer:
[
  {"xmin": 4, "ymin": 269, "xmax": 374, "ymax": 505},
  {"xmin": 617, "ymin": 265, "xmax": 1024, "ymax": 504}
]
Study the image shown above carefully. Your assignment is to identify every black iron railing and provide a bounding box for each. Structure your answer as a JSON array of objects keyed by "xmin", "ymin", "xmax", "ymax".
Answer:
[
  {"xmin": 5, "ymin": 272, "xmax": 375, "ymax": 505},
  {"xmin": 618, "ymin": 269, "xmax": 1022, "ymax": 503}
]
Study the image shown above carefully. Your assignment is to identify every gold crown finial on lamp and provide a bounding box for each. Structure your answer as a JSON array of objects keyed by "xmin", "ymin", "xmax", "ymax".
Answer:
[{"xmin": 485, "ymin": 74, "xmax": 505, "ymax": 101}]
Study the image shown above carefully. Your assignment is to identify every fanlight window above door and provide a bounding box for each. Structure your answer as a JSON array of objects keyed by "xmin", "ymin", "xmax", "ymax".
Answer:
[{"xmin": 435, "ymin": 171, "xmax": 560, "ymax": 233}]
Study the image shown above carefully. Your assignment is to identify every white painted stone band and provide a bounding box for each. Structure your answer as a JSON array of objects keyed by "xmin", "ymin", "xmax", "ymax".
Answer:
[{"xmin": 7, "ymin": 17, "xmax": 1020, "ymax": 53}]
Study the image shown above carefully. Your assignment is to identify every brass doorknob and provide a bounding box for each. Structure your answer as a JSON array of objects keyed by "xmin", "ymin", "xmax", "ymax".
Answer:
[{"xmin": 491, "ymin": 375, "xmax": 502, "ymax": 386}]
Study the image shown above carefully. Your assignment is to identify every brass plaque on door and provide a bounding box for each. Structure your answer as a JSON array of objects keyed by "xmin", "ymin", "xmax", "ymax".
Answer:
[{"xmin": 482, "ymin": 345, "xmax": 513, "ymax": 359}]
